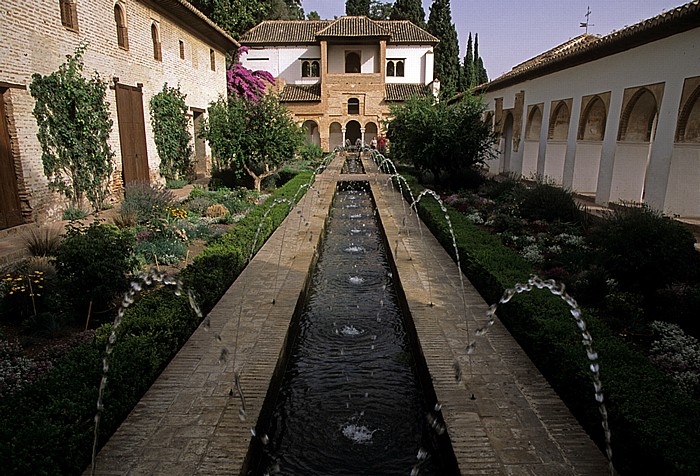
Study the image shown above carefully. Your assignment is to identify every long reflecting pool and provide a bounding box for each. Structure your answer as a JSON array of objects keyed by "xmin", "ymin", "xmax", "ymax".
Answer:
[{"xmin": 251, "ymin": 181, "xmax": 456, "ymax": 475}]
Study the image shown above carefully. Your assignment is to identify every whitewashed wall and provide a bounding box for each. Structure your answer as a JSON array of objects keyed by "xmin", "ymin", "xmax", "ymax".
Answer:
[
  {"xmin": 385, "ymin": 45, "xmax": 434, "ymax": 84},
  {"xmin": 482, "ymin": 27, "xmax": 700, "ymax": 216}
]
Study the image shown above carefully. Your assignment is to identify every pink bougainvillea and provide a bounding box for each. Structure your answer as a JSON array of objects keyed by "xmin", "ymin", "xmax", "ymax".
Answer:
[{"xmin": 227, "ymin": 46, "xmax": 274, "ymax": 102}]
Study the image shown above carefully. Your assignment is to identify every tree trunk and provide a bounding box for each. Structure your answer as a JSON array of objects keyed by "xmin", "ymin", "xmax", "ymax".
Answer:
[{"xmin": 243, "ymin": 162, "xmax": 276, "ymax": 192}]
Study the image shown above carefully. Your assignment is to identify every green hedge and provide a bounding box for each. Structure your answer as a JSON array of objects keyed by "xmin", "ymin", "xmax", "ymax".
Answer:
[
  {"xmin": 401, "ymin": 174, "xmax": 700, "ymax": 476},
  {"xmin": 0, "ymin": 172, "xmax": 313, "ymax": 475}
]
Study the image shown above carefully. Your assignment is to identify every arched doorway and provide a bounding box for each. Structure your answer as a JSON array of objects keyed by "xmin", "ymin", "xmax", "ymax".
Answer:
[
  {"xmin": 345, "ymin": 52, "xmax": 361, "ymax": 73},
  {"xmin": 523, "ymin": 105, "xmax": 543, "ymax": 178},
  {"xmin": 364, "ymin": 122, "xmax": 378, "ymax": 145},
  {"xmin": 545, "ymin": 100, "xmax": 571, "ymax": 184},
  {"xmin": 501, "ymin": 112, "xmax": 514, "ymax": 174},
  {"xmin": 329, "ymin": 122, "xmax": 343, "ymax": 150},
  {"xmin": 573, "ymin": 94, "xmax": 607, "ymax": 193},
  {"xmin": 668, "ymin": 80, "xmax": 700, "ymax": 216},
  {"xmin": 612, "ymin": 88, "xmax": 658, "ymax": 203},
  {"xmin": 302, "ymin": 120, "xmax": 320, "ymax": 147},
  {"xmin": 345, "ymin": 120, "xmax": 361, "ymax": 146}
]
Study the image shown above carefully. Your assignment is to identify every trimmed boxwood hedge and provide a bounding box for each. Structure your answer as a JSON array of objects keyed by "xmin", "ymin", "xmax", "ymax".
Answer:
[
  {"xmin": 400, "ymin": 174, "xmax": 700, "ymax": 476},
  {"xmin": 0, "ymin": 172, "xmax": 313, "ymax": 475}
]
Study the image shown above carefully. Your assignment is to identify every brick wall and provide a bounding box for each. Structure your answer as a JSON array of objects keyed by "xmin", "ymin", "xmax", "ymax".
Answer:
[{"xmin": 0, "ymin": 0, "xmax": 233, "ymax": 225}]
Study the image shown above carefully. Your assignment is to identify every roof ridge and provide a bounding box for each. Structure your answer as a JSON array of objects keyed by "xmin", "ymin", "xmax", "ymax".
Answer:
[{"xmin": 480, "ymin": 0, "xmax": 700, "ymax": 91}]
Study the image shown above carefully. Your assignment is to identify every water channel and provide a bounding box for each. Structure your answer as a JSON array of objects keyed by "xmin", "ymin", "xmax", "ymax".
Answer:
[{"xmin": 250, "ymin": 178, "xmax": 456, "ymax": 475}]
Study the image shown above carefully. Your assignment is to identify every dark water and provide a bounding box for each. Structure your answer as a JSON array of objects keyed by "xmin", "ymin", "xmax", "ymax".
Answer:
[
  {"xmin": 255, "ymin": 182, "xmax": 452, "ymax": 475},
  {"xmin": 341, "ymin": 155, "xmax": 365, "ymax": 174}
]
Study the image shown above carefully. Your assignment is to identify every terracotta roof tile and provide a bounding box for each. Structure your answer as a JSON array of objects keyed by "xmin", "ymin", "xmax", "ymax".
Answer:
[
  {"xmin": 385, "ymin": 83, "xmax": 430, "ymax": 101},
  {"xmin": 240, "ymin": 17, "xmax": 437, "ymax": 46},
  {"xmin": 316, "ymin": 16, "xmax": 391, "ymax": 38},
  {"xmin": 377, "ymin": 20, "xmax": 438, "ymax": 44},
  {"xmin": 241, "ymin": 20, "xmax": 332, "ymax": 45},
  {"xmin": 280, "ymin": 83, "xmax": 321, "ymax": 102},
  {"xmin": 478, "ymin": 1, "xmax": 700, "ymax": 92}
]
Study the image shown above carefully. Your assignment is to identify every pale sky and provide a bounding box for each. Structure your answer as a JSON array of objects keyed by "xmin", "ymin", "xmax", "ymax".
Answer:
[{"xmin": 300, "ymin": 0, "xmax": 687, "ymax": 79}]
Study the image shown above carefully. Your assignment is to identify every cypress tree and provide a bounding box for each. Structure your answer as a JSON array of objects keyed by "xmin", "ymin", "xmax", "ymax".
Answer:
[
  {"xmin": 346, "ymin": 0, "xmax": 371, "ymax": 16},
  {"xmin": 390, "ymin": 0, "xmax": 426, "ymax": 27},
  {"xmin": 427, "ymin": 0, "xmax": 460, "ymax": 97},
  {"xmin": 474, "ymin": 34, "xmax": 489, "ymax": 84},
  {"xmin": 462, "ymin": 32, "xmax": 475, "ymax": 90}
]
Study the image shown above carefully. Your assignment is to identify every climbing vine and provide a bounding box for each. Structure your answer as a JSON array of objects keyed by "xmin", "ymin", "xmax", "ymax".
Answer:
[
  {"xmin": 149, "ymin": 83, "xmax": 193, "ymax": 180},
  {"xmin": 29, "ymin": 43, "xmax": 114, "ymax": 211}
]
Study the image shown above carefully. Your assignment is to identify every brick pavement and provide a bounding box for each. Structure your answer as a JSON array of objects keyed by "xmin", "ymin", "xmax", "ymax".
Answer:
[{"xmin": 87, "ymin": 153, "xmax": 610, "ymax": 475}]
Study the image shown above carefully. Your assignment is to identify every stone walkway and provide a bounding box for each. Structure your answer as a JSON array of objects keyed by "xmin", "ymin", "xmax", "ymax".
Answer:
[{"xmin": 87, "ymin": 153, "xmax": 610, "ymax": 475}]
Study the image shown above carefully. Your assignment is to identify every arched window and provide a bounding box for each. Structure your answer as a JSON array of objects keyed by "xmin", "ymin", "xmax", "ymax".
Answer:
[
  {"xmin": 348, "ymin": 98, "xmax": 360, "ymax": 115},
  {"xmin": 618, "ymin": 88, "xmax": 657, "ymax": 142},
  {"xmin": 179, "ymin": 40, "xmax": 185, "ymax": 59},
  {"xmin": 345, "ymin": 52, "xmax": 361, "ymax": 73},
  {"xmin": 151, "ymin": 23, "xmax": 161, "ymax": 61},
  {"xmin": 548, "ymin": 101, "xmax": 570, "ymax": 140},
  {"xmin": 578, "ymin": 96, "xmax": 606, "ymax": 141},
  {"xmin": 59, "ymin": 0, "xmax": 78, "ymax": 31},
  {"xmin": 676, "ymin": 85, "xmax": 700, "ymax": 143},
  {"xmin": 302, "ymin": 60, "xmax": 320, "ymax": 78},
  {"xmin": 114, "ymin": 4, "xmax": 128, "ymax": 49},
  {"xmin": 386, "ymin": 60, "xmax": 405, "ymax": 78},
  {"xmin": 525, "ymin": 105, "xmax": 543, "ymax": 140}
]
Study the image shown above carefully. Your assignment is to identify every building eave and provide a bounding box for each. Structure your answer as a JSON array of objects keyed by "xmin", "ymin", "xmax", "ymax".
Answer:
[
  {"xmin": 142, "ymin": 0, "xmax": 239, "ymax": 52},
  {"xmin": 476, "ymin": 1, "xmax": 700, "ymax": 94}
]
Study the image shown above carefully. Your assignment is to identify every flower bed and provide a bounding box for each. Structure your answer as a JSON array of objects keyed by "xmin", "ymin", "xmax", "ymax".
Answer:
[
  {"xmin": 0, "ymin": 172, "xmax": 313, "ymax": 474},
  {"xmin": 400, "ymin": 173, "xmax": 700, "ymax": 476}
]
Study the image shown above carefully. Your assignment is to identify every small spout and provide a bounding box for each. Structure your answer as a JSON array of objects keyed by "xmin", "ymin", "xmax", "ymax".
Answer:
[{"xmin": 470, "ymin": 394, "xmax": 476, "ymax": 400}]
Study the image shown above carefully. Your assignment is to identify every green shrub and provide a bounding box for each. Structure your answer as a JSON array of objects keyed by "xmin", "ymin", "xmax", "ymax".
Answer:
[
  {"xmin": 590, "ymin": 205, "xmax": 698, "ymax": 293},
  {"xmin": 298, "ymin": 142, "xmax": 324, "ymax": 163},
  {"xmin": 184, "ymin": 196, "xmax": 214, "ymax": 215},
  {"xmin": 135, "ymin": 236, "xmax": 187, "ymax": 266},
  {"xmin": 0, "ymin": 170, "xmax": 312, "ymax": 474},
  {"xmin": 518, "ymin": 182, "xmax": 582, "ymax": 223},
  {"xmin": 149, "ymin": 83, "xmax": 193, "ymax": 181},
  {"xmin": 403, "ymin": 172, "xmax": 700, "ymax": 476},
  {"xmin": 53, "ymin": 221, "xmax": 138, "ymax": 315},
  {"xmin": 120, "ymin": 181, "xmax": 175, "ymax": 224},
  {"xmin": 478, "ymin": 173, "xmax": 524, "ymax": 202},
  {"xmin": 165, "ymin": 178, "xmax": 188, "ymax": 189},
  {"xmin": 62, "ymin": 207, "xmax": 89, "ymax": 221}
]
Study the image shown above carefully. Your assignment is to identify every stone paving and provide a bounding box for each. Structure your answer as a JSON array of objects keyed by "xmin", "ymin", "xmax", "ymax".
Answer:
[{"xmin": 87, "ymin": 153, "xmax": 610, "ymax": 475}]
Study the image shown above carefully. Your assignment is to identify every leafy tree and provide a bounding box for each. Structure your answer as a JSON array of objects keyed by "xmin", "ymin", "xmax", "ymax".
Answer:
[
  {"xmin": 389, "ymin": 0, "xmax": 426, "ymax": 27},
  {"xmin": 427, "ymin": 0, "xmax": 461, "ymax": 98},
  {"xmin": 369, "ymin": 1, "xmax": 393, "ymax": 20},
  {"xmin": 346, "ymin": 0, "xmax": 371, "ymax": 16},
  {"xmin": 227, "ymin": 46, "xmax": 275, "ymax": 101},
  {"xmin": 200, "ymin": 94, "xmax": 303, "ymax": 191},
  {"xmin": 188, "ymin": 0, "xmax": 269, "ymax": 38},
  {"xmin": 268, "ymin": 0, "xmax": 304, "ymax": 19},
  {"xmin": 386, "ymin": 93, "xmax": 496, "ymax": 182},
  {"xmin": 307, "ymin": 10, "xmax": 321, "ymax": 20},
  {"xmin": 29, "ymin": 43, "xmax": 114, "ymax": 211},
  {"xmin": 149, "ymin": 83, "xmax": 193, "ymax": 180}
]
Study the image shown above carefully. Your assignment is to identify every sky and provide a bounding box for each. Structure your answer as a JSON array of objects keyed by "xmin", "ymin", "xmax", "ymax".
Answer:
[{"xmin": 299, "ymin": 0, "xmax": 687, "ymax": 79}]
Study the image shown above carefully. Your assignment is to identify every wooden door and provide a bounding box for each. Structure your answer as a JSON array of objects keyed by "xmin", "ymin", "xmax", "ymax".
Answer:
[
  {"xmin": 0, "ymin": 90, "xmax": 23, "ymax": 229},
  {"xmin": 115, "ymin": 83, "xmax": 149, "ymax": 184}
]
